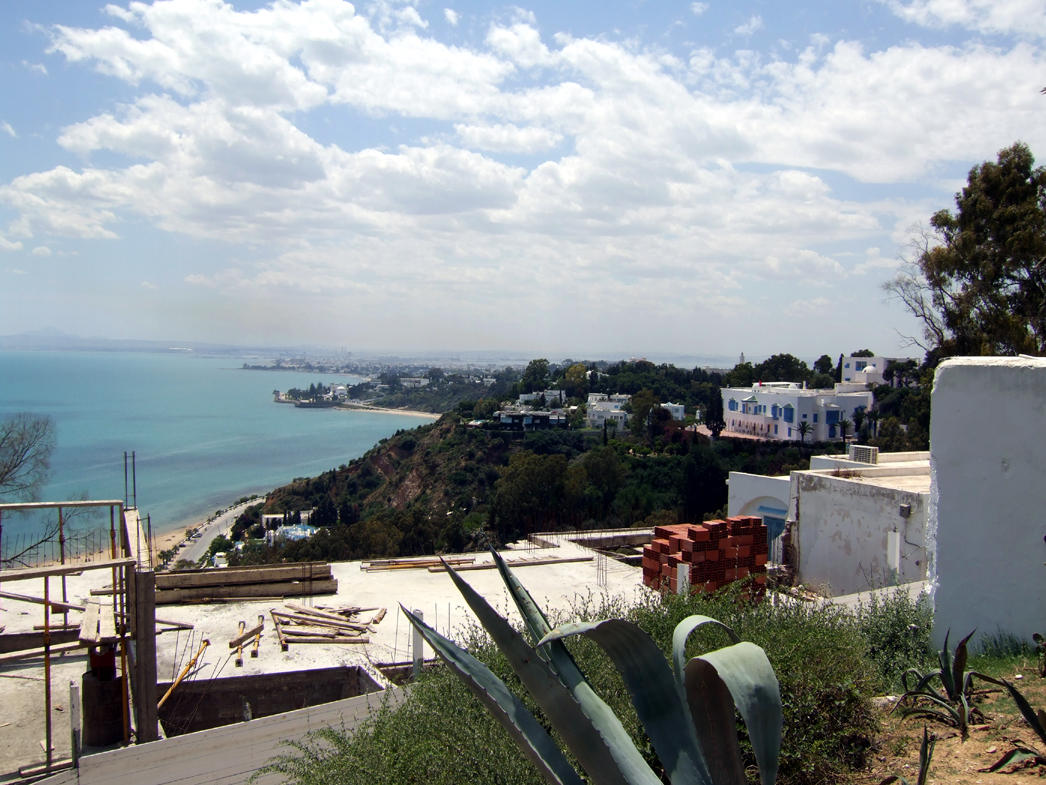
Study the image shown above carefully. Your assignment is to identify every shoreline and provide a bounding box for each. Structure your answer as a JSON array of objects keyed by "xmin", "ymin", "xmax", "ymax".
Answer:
[{"xmin": 337, "ymin": 403, "xmax": 440, "ymax": 419}]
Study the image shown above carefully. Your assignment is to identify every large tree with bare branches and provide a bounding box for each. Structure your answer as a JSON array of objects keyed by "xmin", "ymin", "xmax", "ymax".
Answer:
[
  {"xmin": 885, "ymin": 142, "xmax": 1046, "ymax": 357},
  {"xmin": 0, "ymin": 413, "xmax": 54, "ymax": 502}
]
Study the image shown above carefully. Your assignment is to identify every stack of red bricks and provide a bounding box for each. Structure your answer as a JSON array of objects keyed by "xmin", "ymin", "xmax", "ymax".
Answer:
[{"xmin": 642, "ymin": 516, "xmax": 769, "ymax": 595}]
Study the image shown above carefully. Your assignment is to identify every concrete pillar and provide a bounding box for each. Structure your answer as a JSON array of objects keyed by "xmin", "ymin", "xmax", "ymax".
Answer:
[{"xmin": 929, "ymin": 356, "xmax": 1046, "ymax": 648}]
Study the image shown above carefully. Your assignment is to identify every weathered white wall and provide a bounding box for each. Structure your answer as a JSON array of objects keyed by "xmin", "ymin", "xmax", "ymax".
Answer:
[
  {"xmin": 727, "ymin": 472, "xmax": 790, "ymax": 519},
  {"xmin": 791, "ymin": 473, "xmax": 928, "ymax": 595},
  {"xmin": 929, "ymin": 356, "xmax": 1046, "ymax": 648}
]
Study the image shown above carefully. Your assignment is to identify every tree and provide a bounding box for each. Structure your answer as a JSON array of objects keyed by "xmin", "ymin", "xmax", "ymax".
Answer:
[
  {"xmin": 813, "ymin": 354, "xmax": 834, "ymax": 376},
  {"xmin": 704, "ymin": 391, "xmax": 725, "ymax": 440},
  {"xmin": 885, "ymin": 142, "xmax": 1046, "ymax": 356},
  {"xmin": 628, "ymin": 388, "xmax": 659, "ymax": 439},
  {"xmin": 0, "ymin": 414, "xmax": 56, "ymax": 566},
  {"xmin": 837, "ymin": 417, "xmax": 851, "ymax": 443},
  {"xmin": 562, "ymin": 362, "xmax": 588, "ymax": 400},
  {"xmin": 796, "ymin": 420, "xmax": 812, "ymax": 449},
  {"xmin": 520, "ymin": 358, "xmax": 550, "ymax": 393},
  {"xmin": 753, "ymin": 353, "xmax": 811, "ymax": 383},
  {"xmin": 0, "ymin": 413, "xmax": 55, "ymax": 501}
]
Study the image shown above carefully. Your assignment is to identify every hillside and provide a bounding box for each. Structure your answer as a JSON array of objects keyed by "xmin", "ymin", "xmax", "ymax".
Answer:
[{"xmin": 227, "ymin": 412, "xmax": 817, "ymax": 565}]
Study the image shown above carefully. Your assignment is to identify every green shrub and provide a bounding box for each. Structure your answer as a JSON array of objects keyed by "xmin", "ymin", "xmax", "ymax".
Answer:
[
  {"xmin": 853, "ymin": 589, "xmax": 934, "ymax": 691},
  {"xmin": 266, "ymin": 584, "xmax": 880, "ymax": 785}
]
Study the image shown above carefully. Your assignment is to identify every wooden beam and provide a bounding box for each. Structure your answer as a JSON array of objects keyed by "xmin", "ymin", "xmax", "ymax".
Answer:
[
  {"xmin": 0, "ymin": 557, "xmax": 134, "ymax": 582},
  {"xmin": 0, "ymin": 589, "xmax": 85, "ymax": 612},
  {"xmin": 133, "ymin": 569, "xmax": 159, "ymax": 743},
  {"xmin": 155, "ymin": 578, "xmax": 338, "ymax": 604},
  {"xmin": 79, "ymin": 600, "xmax": 101, "ymax": 645},
  {"xmin": 0, "ymin": 641, "xmax": 84, "ymax": 664},
  {"xmin": 156, "ymin": 563, "xmax": 331, "ymax": 590},
  {"xmin": 228, "ymin": 620, "xmax": 263, "ymax": 649},
  {"xmin": 427, "ymin": 555, "xmax": 593, "ymax": 572}
]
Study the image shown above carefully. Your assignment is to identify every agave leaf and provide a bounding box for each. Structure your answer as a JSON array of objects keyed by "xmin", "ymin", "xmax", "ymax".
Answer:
[
  {"xmin": 399, "ymin": 606, "xmax": 583, "ymax": 785},
  {"xmin": 682, "ymin": 657, "xmax": 748, "ymax": 785},
  {"xmin": 937, "ymin": 629, "xmax": 956, "ymax": 698},
  {"xmin": 541, "ymin": 619, "xmax": 714, "ymax": 785},
  {"xmin": 671, "ymin": 615, "xmax": 740, "ymax": 682},
  {"xmin": 979, "ymin": 676, "xmax": 1046, "ymax": 747},
  {"xmin": 487, "ymin": 549, "xmax": 665, "ymax": 785},
  {"xmin": 982, "ymin": 747, "xmax": 1044, "ymax": 772},
  {"xmin": 950, "ymin": 630, "xmax": 975, "ymax": 700},
  {"xmin": 441, "ymin": 562, "xmax": 661, "ymax": 785},
  {"xmin": 490, "ymin": 547, "xmax": 553, "ymax": 642},
  {"xmin": 690, "ymin": 642, "xmax": 782, "ymax": 785}
]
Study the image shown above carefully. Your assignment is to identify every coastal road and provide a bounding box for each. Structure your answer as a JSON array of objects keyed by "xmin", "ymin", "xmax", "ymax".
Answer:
[{"xmin": 176, "ymin": 500, "xmax": 255, "ymax": 565}]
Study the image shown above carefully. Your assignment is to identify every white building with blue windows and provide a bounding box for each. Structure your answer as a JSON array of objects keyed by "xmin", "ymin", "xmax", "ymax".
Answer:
[{"xmin": 720, "ymin": 381, "xmax": 873, "ymax": 442}]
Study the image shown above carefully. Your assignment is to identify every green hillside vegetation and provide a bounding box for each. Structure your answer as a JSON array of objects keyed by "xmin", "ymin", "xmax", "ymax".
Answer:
[{"xmin": 229, "ymin": 410, "xmax": 819, "ymax": 565}]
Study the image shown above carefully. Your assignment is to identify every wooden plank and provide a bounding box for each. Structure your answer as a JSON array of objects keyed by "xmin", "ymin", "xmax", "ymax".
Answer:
[
  {"xmin": 156, "ymin": 563, "xmax": 332, "ymax": 590},
  {"xmin": 0, "ymin": 641, "xmax": 85, "ymax": 664},
  {"xmin": 0, "ymin": 629, "xmax": 80, "ymax": 654},
  {"xmin": 98, "ymin": 604, "xmax": 118, "ymax": 643},
  {"xmin": 282, "ymin": 602, "xmax": 354, "ymax": 623},
  {"xmin": 228, "ymin": 621, "xmax": 263, "ymax": 649},
  {"xmin": 155, "ymin": 578, "xmax": 338, "ymax": 604},
  {"xmin": 428, "ymin": 555, "xmax": 593, "ymax": 572},
  {"xmin": 272, "ymin": 613, "xmax": 366, "ymax": 633},
  {"xmin": 0, "ymin": 557, "xmax": 134, "ymax": 582},
  {"xmin": 269, "ymin": 609, "xmax": 288, "ymax": 652},
  {"xmin": 0, "ymin": 589, "xmax": 85, "ymax": 612},
  {"xmin": 370, "ymin": 608, "xmax": 387, "ymax": 625},
  {"xmin": 79, "ymin": 600, "xmax": 101, "ymax": 645},
  {"xmin": 285, "ymin": 635, "xmax": 370, "ymax": 644}
]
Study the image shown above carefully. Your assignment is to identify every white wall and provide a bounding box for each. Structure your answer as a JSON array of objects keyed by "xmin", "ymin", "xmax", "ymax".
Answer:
[
  {"xmin": 929, "ymin": 356, "xmax": 1046, "ymax": 648},
  {"xmin": 727, "ymin": 472, "xmax": 789, "ymax": 519},
  {"xmin": 791, "ymin": 472, "xmax": 928, "ymax": 595}
]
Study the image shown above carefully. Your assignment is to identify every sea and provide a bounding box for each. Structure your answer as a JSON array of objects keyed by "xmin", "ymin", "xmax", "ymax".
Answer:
[{"xmin": 0, "ymin": 350, "xmax": 431, "ymax": 549}]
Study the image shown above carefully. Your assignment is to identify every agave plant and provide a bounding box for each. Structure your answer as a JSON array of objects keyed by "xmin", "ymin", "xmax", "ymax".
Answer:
[
  {"xmin": 896, "ymin": 629, "xmax": 989, "ymax": 739},
  {"xmin": 878, "ymin": 727, "xmax": 936, "ymax": 785},
  {"xmin": 977, "ymin": 675, "xmax": 1046, "ymax": 772},
  {"xmin": 401, "ymin": 549, "xmax": 782, "ymax": 785}
]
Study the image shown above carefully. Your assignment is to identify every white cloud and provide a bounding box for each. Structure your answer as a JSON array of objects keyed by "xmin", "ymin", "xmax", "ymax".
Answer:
[
  {"xmin": 140, "ymin": 280, "xmax": 157, "ymax": 289},
  {"xmin": 455, "ymin": 123, "xmax": 562, "ymax": 153},
  {"xmin": 444, "ymin": 8, "xmax": 459, "ymax": 26},
  {"xmin": 734, "ymin": 15, "xmax": 764, "ymax": 36},
  {"xmin": 31, "ymin": 246, "xmax": 52, "ymax": 256},
  {"xmin": 486, "ymin": 22, "xmax": 552, "ymax": 68},
  {"xmin": 22, "ymin": 60, "xmax": 47, "ymax": 75},
  {"xmin": 1, "ymin": 0, "xmax": 1042, "ymax": 354},
  {"xmin": 0, "ymin": 234, "xmax": 23, "ymax": 251},
  {"xmin": 691, "ymin": 3, "xmax": 709, "ymax": 15},
  {"xmin": 879, "ymin": 0, "xmax": 1046, "ymax": 38},
  {"xmin": 1, "ymin": 122, "xmax": 16, "ymax": 138}
]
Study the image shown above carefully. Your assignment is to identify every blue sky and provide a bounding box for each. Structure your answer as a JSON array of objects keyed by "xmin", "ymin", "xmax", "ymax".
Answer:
[{"xmin": 1, "ymin": 0, "xmax": 1043, "ymax": 361}]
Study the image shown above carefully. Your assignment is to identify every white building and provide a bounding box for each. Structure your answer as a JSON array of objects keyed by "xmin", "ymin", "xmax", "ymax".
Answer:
[
  {"xmin": 518, "ymin": 389, "xmax": 565, "ymax": 407},
  {"xmin": 728, "ymin": 447, "xmax": 931, "ymax": 595},
  {"xmin": 721, "ymin": 382, "xmax": 873, "ymax": 441},
  {"xmin": 586, "ymin": 393, "xmax": 631, "ymax": 429},
  {"xmin": 661, "ymin": 402, "xmax": 685, "ymax": 421},
  {"xmin": 841, "ymin": 355, "xmax": 890, "ymax": 386},
  {"xmin": 399, "ymin": 377, "xmax": 430, "ymax": 388}
]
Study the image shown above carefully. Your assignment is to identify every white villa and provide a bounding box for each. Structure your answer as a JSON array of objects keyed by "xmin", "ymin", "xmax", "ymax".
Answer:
[
  {"xmin": 586, "ymin": 393, "xmax": 630, "ymax": 429},
  {"xmin": 721, "ymin": 382, "xmax": 873, "ymax": 441}
]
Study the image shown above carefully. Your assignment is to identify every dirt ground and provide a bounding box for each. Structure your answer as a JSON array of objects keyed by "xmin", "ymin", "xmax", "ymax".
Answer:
[{"xmin": 852, "ymin": 668, "xmax": 1046, "ymax": 784}]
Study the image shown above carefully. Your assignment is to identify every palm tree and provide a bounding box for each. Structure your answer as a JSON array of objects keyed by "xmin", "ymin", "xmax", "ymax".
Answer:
[
  {"xmin": 838, "ymin": 417, "xmax": 851, "ymax": 444},
  {"xmin": 866, "ymin": 409, "xmax": 880, "ymax": 439},
  {"xmin": 796, "ymin": 421, "xmax": 812, "ymax": 450}
]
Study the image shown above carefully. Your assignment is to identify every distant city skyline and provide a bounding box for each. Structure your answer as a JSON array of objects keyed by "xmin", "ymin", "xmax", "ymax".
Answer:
[{"xmin": 1, "ymin": 0, "xmax": 1043, "ymax": 359}]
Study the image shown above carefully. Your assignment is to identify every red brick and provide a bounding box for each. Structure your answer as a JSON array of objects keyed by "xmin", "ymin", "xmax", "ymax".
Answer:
[
  {"xmin": 754, "ymin": 553, "xmax": 767, "ymax": 566},
  {"xmin": 687, "ymin": 526, "xmax": 710, "ymax": 542}
]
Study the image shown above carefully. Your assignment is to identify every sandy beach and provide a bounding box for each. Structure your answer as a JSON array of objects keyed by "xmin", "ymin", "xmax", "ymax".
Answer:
[{"xmin": 337, "ymin": 403, "xmax": 440, "ymax": 419}]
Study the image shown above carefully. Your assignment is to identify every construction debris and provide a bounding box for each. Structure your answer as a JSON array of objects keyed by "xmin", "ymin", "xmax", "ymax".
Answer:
[{"xmin": 268, "ymin": 602, "xmax": 386, "ymax": 649}]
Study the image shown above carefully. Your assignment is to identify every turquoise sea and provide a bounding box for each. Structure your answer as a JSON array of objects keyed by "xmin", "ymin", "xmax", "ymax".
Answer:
[{"xmin": 0, "ymin": 350, "xmax": 430, "ymax": 545}]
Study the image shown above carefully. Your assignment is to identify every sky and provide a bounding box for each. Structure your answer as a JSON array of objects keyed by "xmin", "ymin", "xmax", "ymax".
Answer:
[{"xmin": 0, "ymin": 0, "xmax": 1043, "ymax": 362}]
